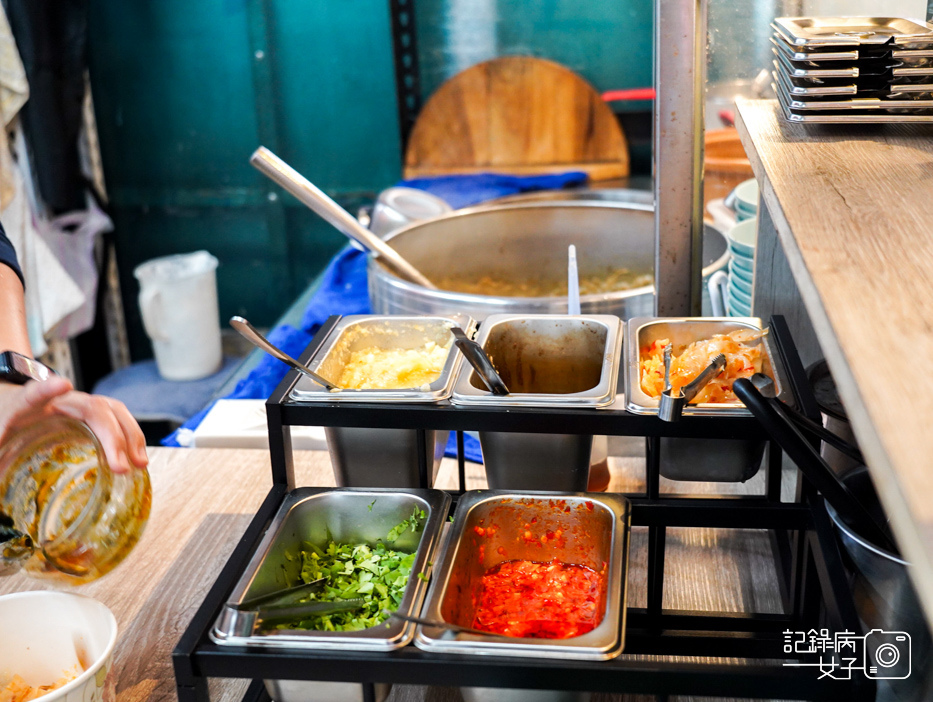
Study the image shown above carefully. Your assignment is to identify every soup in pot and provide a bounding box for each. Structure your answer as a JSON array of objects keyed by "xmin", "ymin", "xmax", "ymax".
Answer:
[{"xmin": 435, "ymin": 267, "xmax": 652, "ymax": 298}]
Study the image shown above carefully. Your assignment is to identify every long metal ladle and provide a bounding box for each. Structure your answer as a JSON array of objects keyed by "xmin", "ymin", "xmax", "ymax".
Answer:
[
  {"xmin": 229, "ymin": 316, "xmax": 340, "ymax": 391},
  {"xmin": 250, "ymin": 147, "xmax": 437, "ymax": 290}
]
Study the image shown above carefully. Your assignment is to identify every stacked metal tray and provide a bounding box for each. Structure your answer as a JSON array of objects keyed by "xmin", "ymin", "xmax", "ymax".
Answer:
[{"xmin": 771, "ymin": 16, "xmax": 933, "ymax": 122}]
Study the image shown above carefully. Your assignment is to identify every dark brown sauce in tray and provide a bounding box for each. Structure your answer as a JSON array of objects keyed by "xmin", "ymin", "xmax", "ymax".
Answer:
[{"xmin": 480, "ymin": 324, "xmax": 606, "ymax": 394}]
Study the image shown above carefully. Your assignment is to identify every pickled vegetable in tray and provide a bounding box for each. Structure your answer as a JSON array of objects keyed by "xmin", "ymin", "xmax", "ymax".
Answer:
[{"xmin": 640, "ymin": 328, "xmax": 763, "ymax": 403}]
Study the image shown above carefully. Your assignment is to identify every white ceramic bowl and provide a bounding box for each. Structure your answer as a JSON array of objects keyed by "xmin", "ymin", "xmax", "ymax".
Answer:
[{"xmin": 0, "ymin": 592, "xmax": 117, "ymax": 702}]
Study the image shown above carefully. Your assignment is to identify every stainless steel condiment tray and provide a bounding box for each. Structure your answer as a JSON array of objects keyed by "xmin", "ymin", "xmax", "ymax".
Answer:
[
  {"xmin": 451, "ymin": 314, "xmax": 622, "ymax": 408},
  {"xmin": 774, "ymin": 17, "xmax": 933, "ymax": 47},
  {"xmin": 773, "ymin": 48, "xmax": 860, "ymax": 77},
  {"xmin": 414, "ymin": 490, "xmax": 630, "ymax": 660},
  {"xmin": 211, "ymin": 487, "xmax": 450, "ymax": 650},
  {"xmin": 624, "ymin": 317, "xmax": 789, "ymax": 417},
  {"xmin": 772, "ymin": 20, "xmax": 859, "ymax": 48},
  {"xmin": 893, "ymin": 65, "xmax": 933, "ymax": 76},
  {"xmin": 770, "ymin": 36, "xmax": 860, "ymax": 63},
  {"xmin": 776, "ymin": 85, "xmax": 933, "ymax": 122},
  {"xmin": 775, "ymin": 69, "xmax": 933, "ymax": 109},
  {"xmin": 773, "ymin": 65, "xmax": 858, "ymax": 95},
  {"xmin": 890, "ymin": 83, "xmax": 933, "ymax": 93},
  {"xmin": 893, "ymin": 49, "xmax": 933, "ymax": 59},
  {"xmin": 289, "ymin": 314, "xmax": 473, "ymax": 403}
]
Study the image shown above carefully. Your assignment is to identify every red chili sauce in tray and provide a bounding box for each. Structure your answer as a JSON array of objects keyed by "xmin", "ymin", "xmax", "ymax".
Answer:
[{"xmin": 471, "ymin": 558, "xmax": 604, "ymax": 639}]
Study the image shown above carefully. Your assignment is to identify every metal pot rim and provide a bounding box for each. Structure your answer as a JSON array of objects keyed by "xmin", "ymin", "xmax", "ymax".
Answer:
[
  {"xmin": 826, "ymin": 498, "xmax": 908, "ymax": 566},
  {"xmin": 372, "ymin": 200, "xmax": 729, "ymax": 300}
]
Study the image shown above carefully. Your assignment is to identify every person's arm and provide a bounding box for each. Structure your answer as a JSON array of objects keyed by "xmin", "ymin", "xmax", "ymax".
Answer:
[
  {"xmin": 0, "ymin": 261, "xmax": 30, "ymax": 356},
  {"xmin": 0, "ymin": 224, "xmax": 148, "ymax": 472}
]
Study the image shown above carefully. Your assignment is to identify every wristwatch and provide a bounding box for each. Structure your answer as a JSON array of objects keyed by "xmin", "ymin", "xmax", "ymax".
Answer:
[{"xmin": 0, "ymin": 351, "xmax": 55, "ymax": 385}]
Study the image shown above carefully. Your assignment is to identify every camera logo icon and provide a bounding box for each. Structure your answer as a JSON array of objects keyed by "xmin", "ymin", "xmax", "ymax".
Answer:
[{"xmin": 864, "ymin": 629, "xmax": 911, "ymax": 679}]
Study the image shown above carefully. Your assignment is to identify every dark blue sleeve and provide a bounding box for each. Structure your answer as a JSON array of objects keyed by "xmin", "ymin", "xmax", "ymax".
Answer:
[{"xmin": 0, "ymin": 221, "xmax": 24, "ymax": 288}]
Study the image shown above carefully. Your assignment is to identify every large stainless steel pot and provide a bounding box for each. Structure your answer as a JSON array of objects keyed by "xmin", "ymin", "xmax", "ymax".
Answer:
[{"xmin": 367, "ymin": 194, "xmax": 728, "ymax": 320}]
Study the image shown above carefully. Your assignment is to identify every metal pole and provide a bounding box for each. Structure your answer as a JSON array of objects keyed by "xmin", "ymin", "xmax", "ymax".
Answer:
[{"xmin": 654, "ymin": 0, "xmax": 707, "ymax": 316}]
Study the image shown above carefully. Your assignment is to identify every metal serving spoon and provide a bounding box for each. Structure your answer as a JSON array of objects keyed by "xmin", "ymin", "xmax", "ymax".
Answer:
[
  {"xmin": 250, "ymin": 147, "xmax": 437, "ymax": 289},
  {"xmin": 450, "ymin": 327, "xmax": 509, "ymax": 396},
  {"xmin": 658, "ymin": 350, "xmax": 727, "ymax": 422},
  {"xmin": 229, "ymin": 316, "xmax": 340, "ymax": 391},
  {"xmin": 236, "ymin": 577, "xmax": 329, "ymax": 610}
]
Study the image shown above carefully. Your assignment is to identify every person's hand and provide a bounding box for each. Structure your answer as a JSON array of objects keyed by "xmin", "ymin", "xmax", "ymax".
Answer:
[{"xmin": 0, "ymin": 377, "xmax": 148, "ymax": 473}]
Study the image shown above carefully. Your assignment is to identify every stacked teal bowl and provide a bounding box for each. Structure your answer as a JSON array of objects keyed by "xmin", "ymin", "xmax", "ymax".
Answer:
[
  {"xmin": 725, "ymin": 217, "xmax": 756, "ymax": 316},
  {"xmin": 732, "ymin": 179, "xmax": 758, "ymax": 222}
]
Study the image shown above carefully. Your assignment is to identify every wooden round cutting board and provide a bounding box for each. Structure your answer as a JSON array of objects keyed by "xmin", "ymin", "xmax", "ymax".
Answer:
[{"xmin": 403, "ymin": 57, "xmax": 629, "ymax": 182}]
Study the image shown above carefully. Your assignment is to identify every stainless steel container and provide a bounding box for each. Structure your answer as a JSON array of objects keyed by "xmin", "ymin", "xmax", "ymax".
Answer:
[
  {"xmin": 211, "ymin": 487, "xmax": 450, "ymax": 702},
  {"xmin": 416, "ymin": 490, "xmax": 630, "ymax": 661},
  {"xmin": 367, "ymin": 197, "xmax": 729, "ymax": 321},
  {"xmin": 475, "ymin": 431, "xmax": 593, "ymax": 492},
  {"xmin": 289, "ymin": 315, "xmax": 473, "ymax": 487},
  {"xmin": 625, "ymin": 317, "xmax": 788, "ymax": 482},
  {"xmin": 452, "ymin": 315, "xmax": 622, "ymax": 491},
  {"xmin": 826, "ymin": 468, "xmax": 931, "ymax": 702},
  {"xmin": 452, "ymin": 315, "xmax": 622, "ymax": 408},
  {"xmin": 291, "ymin": 315, "xmax": 471, "ymax": 403},
  {"xmin": 325, "ymin": 427, "xmax": 448, "ymax": 489},
  {"xmin": 773, "ymin": 17, "xmax": 933, "ymax": 47}
]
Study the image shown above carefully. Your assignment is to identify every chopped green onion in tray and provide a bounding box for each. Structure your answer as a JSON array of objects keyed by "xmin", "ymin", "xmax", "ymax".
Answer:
[{"xmin": 272, "ymin": 507, "xmax": 427, "ymax": 632}]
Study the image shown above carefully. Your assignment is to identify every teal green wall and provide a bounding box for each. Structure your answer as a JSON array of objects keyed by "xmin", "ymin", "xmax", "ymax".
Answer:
[
  {"xmin": 416, "ymin": 0, "xmax": 652, "ymax": 109},
  {"xmin": 88, "ymin": 0, "xmax": 653, "ymax": 358}
]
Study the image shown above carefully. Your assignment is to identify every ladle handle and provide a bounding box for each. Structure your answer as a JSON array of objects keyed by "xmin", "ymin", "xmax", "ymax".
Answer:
[
  {"xmin": 229, "ymin": 316, "xmax": 338, "ymax": 391},
  {"xmin": 250, "ymin": 147, "xmax": 437, "ymax": 290},
  {"xmin": 732, "ymin": 378, "xmax": 897, "ymax": 553}
]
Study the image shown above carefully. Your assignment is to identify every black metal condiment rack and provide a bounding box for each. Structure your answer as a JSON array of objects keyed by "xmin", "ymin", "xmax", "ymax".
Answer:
[{"xmin": 173, "ymin": 315, "xmax": 875, "ymax": 701}]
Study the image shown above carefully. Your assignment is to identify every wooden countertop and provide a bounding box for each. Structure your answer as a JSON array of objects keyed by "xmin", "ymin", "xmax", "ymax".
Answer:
[
  {"xmin": 0, "ymin": 446, "xmax": 788, "ymax": 702},
  {"xmin": 734, "ymin": 99, "xmax": 933, "ymax": 627}
]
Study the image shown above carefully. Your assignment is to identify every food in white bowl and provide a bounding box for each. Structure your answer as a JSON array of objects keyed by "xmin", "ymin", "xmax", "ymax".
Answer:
[{"xmin": 0, "ymin": 592, "xmax": 117, "ymax": 702}]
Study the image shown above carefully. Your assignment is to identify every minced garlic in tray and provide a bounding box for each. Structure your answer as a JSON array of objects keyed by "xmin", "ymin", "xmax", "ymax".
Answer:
[{"xmin": 337, "ymin": 341, "xmax": 449, "ymax": 390}]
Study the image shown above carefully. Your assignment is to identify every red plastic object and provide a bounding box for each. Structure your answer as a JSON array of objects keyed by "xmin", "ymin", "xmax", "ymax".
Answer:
[{"xmin": 601, "ymin": 88, "xmax": 655, "ymax": 102}]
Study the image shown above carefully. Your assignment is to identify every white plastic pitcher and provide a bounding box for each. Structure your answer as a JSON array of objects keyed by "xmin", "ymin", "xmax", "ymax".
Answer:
[{"xmin": 134, "ymin": 251, "xmax": 222, "ymax": 381}]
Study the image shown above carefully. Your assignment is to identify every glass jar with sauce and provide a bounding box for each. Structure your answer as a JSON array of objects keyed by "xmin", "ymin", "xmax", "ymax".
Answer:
[{"xmin": 0, "ymin": 416, "xmax": 151, "ymax": 584}]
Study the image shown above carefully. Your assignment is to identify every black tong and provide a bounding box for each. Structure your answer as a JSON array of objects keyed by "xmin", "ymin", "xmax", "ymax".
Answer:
[{"xmin": 733, "ymin": 376, "xmax": 897, "ymax": 553}]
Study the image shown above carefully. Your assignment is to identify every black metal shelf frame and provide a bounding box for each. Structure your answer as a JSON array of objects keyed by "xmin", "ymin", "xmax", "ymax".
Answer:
[{"xmin": 173, "ymin": 315, "xmax": 875, "ymax": 701}]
